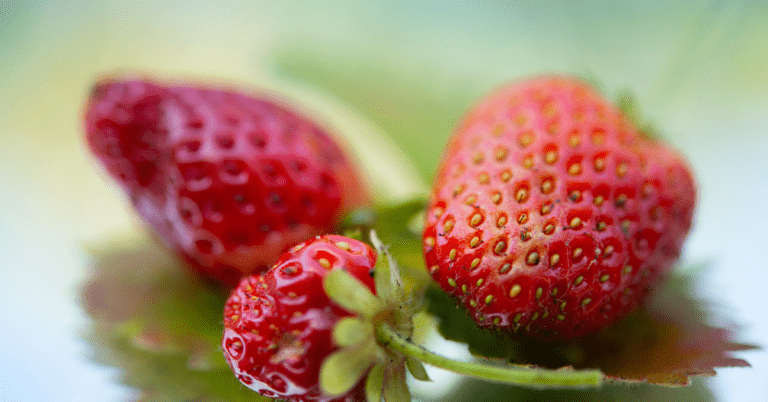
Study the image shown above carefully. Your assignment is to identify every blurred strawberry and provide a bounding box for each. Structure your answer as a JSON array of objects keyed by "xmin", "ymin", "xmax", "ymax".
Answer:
[{"xmin": 85, "ymin": 76, "xmax": 370, "ymax": 286}]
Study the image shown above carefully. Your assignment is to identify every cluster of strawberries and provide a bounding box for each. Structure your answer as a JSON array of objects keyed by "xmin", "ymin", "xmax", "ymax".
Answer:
[{"xmin": 85, "ymin": 75, "xmax": 695, "ymax": 401}]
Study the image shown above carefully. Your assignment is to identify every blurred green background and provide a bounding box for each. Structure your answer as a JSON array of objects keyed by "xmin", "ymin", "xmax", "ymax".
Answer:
[{"xmin": 1, "ymin": 1, "xmax": 766, "ymax": 401}]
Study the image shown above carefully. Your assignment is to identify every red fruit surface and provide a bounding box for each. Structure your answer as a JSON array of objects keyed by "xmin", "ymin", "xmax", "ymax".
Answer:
[
  {"xmin": 423, "ymin": 76, "xmax": 696, "ymax": 339},
  {"xmin": 85, "ymin": 77, "xmax": 370, "ymax": 286},
  {"xmin": 222, "ymin": 235, "xmax": 376, "ymax": 402}
]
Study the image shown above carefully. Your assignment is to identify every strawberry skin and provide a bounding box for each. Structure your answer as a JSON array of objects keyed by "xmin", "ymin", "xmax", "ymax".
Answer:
[
  {"xmin": 222, "ymin": 235, "xmax": 375, "ymax": 402},
  {"xmin": 423, "ymin": 76, "xmax": 695, "ymax": 339},
  {"xmin": 85, "ymin": 77, "xmax": 370, "ymax": 286}
]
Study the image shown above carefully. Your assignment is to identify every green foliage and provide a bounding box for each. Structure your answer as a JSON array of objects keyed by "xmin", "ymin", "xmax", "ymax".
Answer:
[
  {"xmin": 418, "ymin": 376, "xmax": 717, "ymax": 402},
  {"xmin": 342, "ymin": 199, "xmax": 431, "ymax": 289},
  {"xmin": 426, "ymin": 266, "xmax": 756, "ymax": 388}
]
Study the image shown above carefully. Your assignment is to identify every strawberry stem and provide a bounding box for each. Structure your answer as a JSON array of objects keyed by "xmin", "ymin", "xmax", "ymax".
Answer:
[{"xmin": 375, "ymin": 322, "xmax": 604, "ymax": 388}]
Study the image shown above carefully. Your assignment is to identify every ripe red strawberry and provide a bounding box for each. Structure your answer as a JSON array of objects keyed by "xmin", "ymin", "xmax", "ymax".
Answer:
[
  {"xmin": 222, "ymin": 235, "xmax": 376, "ymax": 402},
  {"xmin": 422, "ymin": 76, "xmax": 696, "ymax": 339},
  {"xmin": 85, "ymin": 77, "xmax": 370, "ymax": 286}
]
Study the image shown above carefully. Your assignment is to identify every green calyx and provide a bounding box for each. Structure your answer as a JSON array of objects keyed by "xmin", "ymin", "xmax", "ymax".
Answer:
[
  {"xmin": 322, "ymin": 230, "xmax": 603, "ymax": 402},
  {"xmin": 321, "ymin": 230, "xmax": 420, "ymax": 402}
]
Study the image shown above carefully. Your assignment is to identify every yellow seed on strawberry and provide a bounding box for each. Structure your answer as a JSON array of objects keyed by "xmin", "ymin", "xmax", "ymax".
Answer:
[{"xmin": 509, "ymin": 284, "xmax": 522, "ymax": 298}]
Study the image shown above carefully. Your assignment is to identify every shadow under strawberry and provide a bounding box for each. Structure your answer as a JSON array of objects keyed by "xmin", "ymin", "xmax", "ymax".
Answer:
[{"xmin": 80, "ymin": 235, "xmax": 271, "ymax": 402}]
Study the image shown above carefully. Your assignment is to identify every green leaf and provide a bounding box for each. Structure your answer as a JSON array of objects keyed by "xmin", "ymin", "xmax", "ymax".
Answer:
[
  {"xmin": 383, "ymin": 361, "xmax": 411, "ymax": 402},
  {"xmin": 370, "ymin": 231, "xmax": 393, "ymax": 301},
  {"xmin": 334, "ymin": 317, "xmax": 374, "ymax": 347},
  {"xmin": 432, "ymin": 376, "xmax": 717, "ymax": 402},
  {"xmin": 405, "ymin": 356, "xmax": 431, "ymax": 382},
  {"xmin": 426, "ymin": 267, "xmax": 756, "ymax": 387},
  {"xmin": 320, "ymin": 343, "xmax": 379, "ymax": 397},
  {"xmin": 373, "ymin": 255, "xmax": 394, "ymax": 303},
  {"xmin": 370, "ymin": 229, "xmax": 405, "ymax": 303},
  {"xmin": 425, "ymin": 286, "xmax": 524, "ymax": 360},
  {"xmin": 342, "ymin": 207, "xmax": 378, "ymax": 228},
  {"xmin": 365, "ymin": 363, "xmax": 386, "ymax": 402},
  {"xmin": 324, "ymin": 270, "xmax": 383, "ymax": 319},
  {"xmin": 349, "ymin": 199, "xmax": 430, "ymax": 291}
]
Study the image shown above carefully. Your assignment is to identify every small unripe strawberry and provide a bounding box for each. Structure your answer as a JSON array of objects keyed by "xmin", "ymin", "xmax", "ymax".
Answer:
[{"xmin": 423, "ymin": 76, "xmax": 696, "ymax": 339}]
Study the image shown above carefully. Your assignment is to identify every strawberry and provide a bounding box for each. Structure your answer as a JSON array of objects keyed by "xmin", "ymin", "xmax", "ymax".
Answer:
[
  {"xmin": 85, "ymin": 77, "xmax": 370, "ymax": 286},
  {"xmin": 222, "ymin": 234, "xmax": 377, "ymax": 402},
  {"xmin": 422, "ymin": 76, "xmax": 696, "ymax": 339}
]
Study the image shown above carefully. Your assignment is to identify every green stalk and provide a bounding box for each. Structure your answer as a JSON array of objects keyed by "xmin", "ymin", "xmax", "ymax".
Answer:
[{"xmin": 375, "ymin": 323, "xmax": 603, "ymax": 388}]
